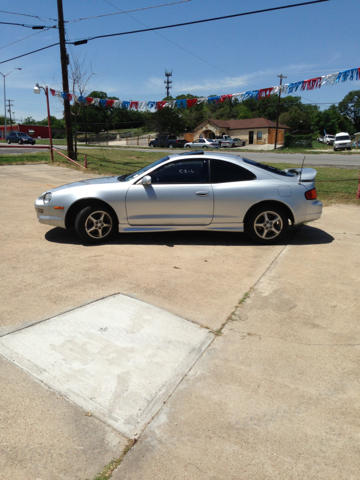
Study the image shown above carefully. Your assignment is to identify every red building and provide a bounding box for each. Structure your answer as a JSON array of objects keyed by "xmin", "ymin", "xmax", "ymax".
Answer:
[{"xmin": 0, "ymin": 124, "xmax": 50, "ymax": 139}]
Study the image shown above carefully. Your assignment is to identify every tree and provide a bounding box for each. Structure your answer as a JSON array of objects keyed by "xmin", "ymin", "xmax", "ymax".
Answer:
[
  {"xmin": 144, "ymin": 107, "xmax": 186, "ymax": 136},
  {"xmin": 23, "ymin": 116, "xmax": 37, "ymax": 124},
  {"xmin": 338, "ymin": 90, "xmax": 360, "ymax": 132}
]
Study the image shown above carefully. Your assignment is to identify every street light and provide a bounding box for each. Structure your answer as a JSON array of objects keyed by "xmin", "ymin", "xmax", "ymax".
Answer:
[
  {"xmin": 34, "ymin": 83, "xmax": 53, "ymax": 162},
  {"xmin": 0, "ymin": 68, "xmax": 22, "ymax": 138}
]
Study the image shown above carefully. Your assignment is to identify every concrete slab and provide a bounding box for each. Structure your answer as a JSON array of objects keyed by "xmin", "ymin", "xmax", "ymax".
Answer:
[
  {"xmin": 113, "ymin": 205, "xmax": 360, "ymax": 479},
  {"xmin": 0, "ymin": 164, "xmax": 288, "ymax": 334},
  {"xmin": 0, "ymin": 294, "xmax": 213, "ymax": 439}
]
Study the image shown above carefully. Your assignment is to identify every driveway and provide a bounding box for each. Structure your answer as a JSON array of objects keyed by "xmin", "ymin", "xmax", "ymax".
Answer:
[{"xmin": 0, "ymin": 164, "xmax": 358, "ymax": 479}]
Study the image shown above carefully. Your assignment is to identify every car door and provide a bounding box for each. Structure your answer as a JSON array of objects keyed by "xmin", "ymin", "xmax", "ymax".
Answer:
[
  {"xmin": 209, "ymin": 159, "xmax": 257, "ymax": 223},
  {"xmin": 126, "ymin": 158, "xmax": 213, "ymax": 225}
]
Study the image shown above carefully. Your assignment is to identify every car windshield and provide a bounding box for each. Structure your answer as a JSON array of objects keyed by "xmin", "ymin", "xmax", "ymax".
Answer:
[
  {"xmin": 118, "ymin": 156, "xmax": 170, "ymax": 182},
  {"xmin": 243, "ymin": 158, "xmax": 295, "ymax": 177},
  {"xmin": 336, "ymin": 135, "xmax": 350, "ymax": 141}
]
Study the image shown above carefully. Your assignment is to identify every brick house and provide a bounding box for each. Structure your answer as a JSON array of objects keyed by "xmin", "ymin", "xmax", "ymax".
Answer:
[{"xmin": 193, "ymin": 118, "xmax": 290, "ymax": 146}]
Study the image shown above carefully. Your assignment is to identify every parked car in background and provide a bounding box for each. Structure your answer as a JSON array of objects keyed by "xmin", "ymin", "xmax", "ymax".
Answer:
[
  {"xmin": 34, "ymin": 151, "xmax": 322, "ymax": 245},
  {"xmin": 184, "ymin": 138, "xmax": 220, "ymax": 149},
  {"xmin": 351, "ymin": 140, "xmax": 359, "ymax": 148},
  {"xmin": 228, "ymin": 138, "xmax": 246, "ymax": 147},
  {"xmin": 334, "ymin": 132, "xmax": 352, "ymax": 151},
  {"xmin": 6, "ymin": 132, "xmax": 36, "ymax": 145},
  {"xmin": 317, "ymin": 137, "xmax": 324, "ymax": 143},
  {"xmin": 148, "ymin": 135, "xmax": 186, "ymax": 148},
  {"xmin": 323, "ymin": 134, "xmax": 335, "ymax": 145}
]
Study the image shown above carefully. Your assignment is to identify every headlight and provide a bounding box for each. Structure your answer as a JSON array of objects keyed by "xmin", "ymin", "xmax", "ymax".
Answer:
[{"xmin": 43, "ymin": 192, "xmax": 52, "ymax": 204}]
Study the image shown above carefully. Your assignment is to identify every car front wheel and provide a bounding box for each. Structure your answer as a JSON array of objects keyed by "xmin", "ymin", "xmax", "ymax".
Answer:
[
  {"xmin": 7, "ymin": 139, "xmax": 11, "ymax": 144},
  {"xmin": 75, "ymin": 205, "xmax": 116, "ymax": 244},
  {"xmin": 245, "ymin": 205, "xmax": 288, "ymax": 244}
]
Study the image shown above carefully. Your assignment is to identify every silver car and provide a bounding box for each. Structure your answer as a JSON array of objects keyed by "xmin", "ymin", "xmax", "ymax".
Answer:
[
  {"xmin": 185, "ymin": 138, "xmax": 220, "ymax": 149},
  {"xmin": 34, "ymin": 151, "xmax": 322, "ymax": 244}
]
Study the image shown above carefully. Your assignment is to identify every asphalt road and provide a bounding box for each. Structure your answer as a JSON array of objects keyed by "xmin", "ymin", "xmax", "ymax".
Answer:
[{"xmin": 1, "ymin": 144, "xmax": 359, "ymax": 167}]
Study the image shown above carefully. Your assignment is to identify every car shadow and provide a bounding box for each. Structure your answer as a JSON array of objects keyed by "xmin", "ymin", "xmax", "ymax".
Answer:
[{"xmin": 44, "ymin": 225, "xmax": 334, "ymax": 247}]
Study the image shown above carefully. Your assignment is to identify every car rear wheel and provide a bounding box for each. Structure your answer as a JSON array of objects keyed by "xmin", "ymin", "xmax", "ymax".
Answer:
[
  {"xmin": 186, "ymin": 145, "xmax": 191, "ymax": 148},
  {"xmin": 169, "ymin": 144, "xmax": 173, "ymax": 148},
  {"xmin": 18, "ymin": 140, "xmax": 23, "ymax": 144},
  {"xmin": 245, "ymin": 205, "xmax": 288, "ymax": 244},
  {"xmin": 7, "ymin": 139, "xmax": 11, "ymax": 144},
  {"xmin": 75, "ymin": 206, "xmax": 116, "ymax": 244}
]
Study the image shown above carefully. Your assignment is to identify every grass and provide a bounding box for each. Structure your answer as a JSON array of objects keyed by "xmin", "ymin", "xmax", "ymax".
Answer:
[{"xmin": 1, "ymin": 148, "xmax": 359, "ymax": 205}]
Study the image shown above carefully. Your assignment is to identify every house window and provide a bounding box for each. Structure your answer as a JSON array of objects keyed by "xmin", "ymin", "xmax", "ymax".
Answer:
[{"xmin": 257, "ymin": 131, "xmax": 263, "ymax": 141}]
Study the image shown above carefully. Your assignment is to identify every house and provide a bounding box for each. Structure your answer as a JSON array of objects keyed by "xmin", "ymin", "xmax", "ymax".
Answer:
[
  {"xmin": 193, "ymin": 118, "xmax": 290, "ymax": 146},
  {"xmin": 0, "ymin": 124, "xmax": 50, "ymax": 140}
]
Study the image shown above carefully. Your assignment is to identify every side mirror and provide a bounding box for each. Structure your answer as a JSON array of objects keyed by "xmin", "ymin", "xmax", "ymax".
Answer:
[{"xmin": 142, "ymin": 175, "xmax": 152, "ymax": 186}]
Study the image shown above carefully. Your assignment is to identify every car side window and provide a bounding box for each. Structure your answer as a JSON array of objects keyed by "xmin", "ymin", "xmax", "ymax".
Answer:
[
  {"xmin": 151, "ymin": 159, "xmax": 209, "ymax": 184},
  {"xmin": 210, "ymin": 159, "xmax": 256, "ymax": 183}
]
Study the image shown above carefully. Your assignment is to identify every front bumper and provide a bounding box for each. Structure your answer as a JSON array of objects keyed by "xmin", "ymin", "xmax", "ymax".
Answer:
[{"xmin": 35, "ymin": 200, "xmax": 66, "ymax": 228}]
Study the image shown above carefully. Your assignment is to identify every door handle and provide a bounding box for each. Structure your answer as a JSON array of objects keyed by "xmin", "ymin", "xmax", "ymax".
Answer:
[{"xmin": 196, "ymin": 191, "xmax": 209, "ymax": 196}]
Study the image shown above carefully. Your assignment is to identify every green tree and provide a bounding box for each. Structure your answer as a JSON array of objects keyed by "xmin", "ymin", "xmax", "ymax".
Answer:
[
  {"xmin": 338, "ymin": 90, "xmax": 360, "ymax": 132},
  {"xmin": 23, "ymin": 116, "xmax": 37, "ymax": 124},
  {"xmin": 144, "ymin": 107, "xmax": 186, "ymax": 136}
]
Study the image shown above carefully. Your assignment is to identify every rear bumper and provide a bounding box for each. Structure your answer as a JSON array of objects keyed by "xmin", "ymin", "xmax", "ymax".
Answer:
[{"xmin": 305, "ymin": 200, "xmax": 323, "ymax": 222}]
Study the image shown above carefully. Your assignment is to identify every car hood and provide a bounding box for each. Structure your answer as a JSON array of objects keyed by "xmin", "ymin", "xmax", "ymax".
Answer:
[{"xmin": 49, "ymin": 176, "xmax": 120, "ymax": 193}]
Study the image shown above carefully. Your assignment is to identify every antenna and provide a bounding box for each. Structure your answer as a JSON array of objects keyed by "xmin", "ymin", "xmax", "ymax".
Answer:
[
  {"xmin": 298, "ymin": 155, "xmax": 306, "ymax": 183},
  {"xmin": 164, "ymin": 69, "xmax": 172, "ymax": 98}
]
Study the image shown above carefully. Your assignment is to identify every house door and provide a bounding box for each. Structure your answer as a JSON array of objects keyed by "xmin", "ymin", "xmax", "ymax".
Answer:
[{"xmin": 249, "ymin": 131, "xmax": 254, "ymax": 145}]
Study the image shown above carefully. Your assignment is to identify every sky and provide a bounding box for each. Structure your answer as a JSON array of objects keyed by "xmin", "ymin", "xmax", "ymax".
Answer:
[{"xmin": 1, "ymin": 0, "xmax": 359, "ymax": 123}]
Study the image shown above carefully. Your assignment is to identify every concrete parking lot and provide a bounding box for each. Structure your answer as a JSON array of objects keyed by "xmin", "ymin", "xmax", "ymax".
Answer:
[{"xmin": 0, "ymin": 164, "xmax": 359, "ymax": 479}]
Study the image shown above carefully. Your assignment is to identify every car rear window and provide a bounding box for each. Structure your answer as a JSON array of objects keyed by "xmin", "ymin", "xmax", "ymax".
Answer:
[{"xmin": 243, "ymin": 158, "xmax": 295, "ymax": 177}]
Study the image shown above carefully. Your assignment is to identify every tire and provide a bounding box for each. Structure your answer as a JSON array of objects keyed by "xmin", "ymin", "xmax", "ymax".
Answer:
[
  {"xmin": 347, "ymin": 147, "xmax": 351, "ymax": 151},
  {"xmin": 186, "ymin": 145, "xmax": 191, "ymax": 148},
  {"xmin": 7, "ymin": 139, "xmax": 10, "ymax": 144},
  {"xmin": 245, "ymin": 205, "xmax": 288, "ymax": 244},
  {"xmin": 149, "ymin": 144, "xmax": 154, "ymax": 148},
  {"xmin": 169, "ymin": 144, "xmax": 173, "ymax": 149},
  {"xmin": 203, "ymin": 146, "xmax": 208, "ymax": 149},
  {"xmin": 218, "ymin": 142, "xmax": 222, "ymax": 148},
  {"xmin": 75, "ymin": 205, "xmax": 116, "ymax": 244},
  {"xmin": 18, "ymin": 140, "xmax": 23, "ymax": 145}
]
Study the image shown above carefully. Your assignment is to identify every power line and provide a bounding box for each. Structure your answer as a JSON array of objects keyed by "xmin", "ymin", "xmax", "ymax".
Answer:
[
  {"xmin": 0, "ymin": 43, "xmax": 59, "ymax": 65},
  {"xmin": 66, "ymin": 0, "xmax": 191, "ymax": 23},
  {"xmin": 0, "ymin": 10, "xmax": 57, "ymax": 22},
  {"xmin": 69, "ymin": 0, "xmax": 329, "ymax": 45},
  {"xmin": 0, "ymin": 27, "xmax": 55, "ymax": 51},
  {"xmin": 102, "ymin": 0, "xmax": 238, "ymax": 80},
  {"xmin": 0, "ymin": 21, "xmax": 56, "ymax": 29}
]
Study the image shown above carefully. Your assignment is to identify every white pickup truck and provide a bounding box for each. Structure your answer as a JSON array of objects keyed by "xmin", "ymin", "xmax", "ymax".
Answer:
[{"xmin": 323, "ymin": 134, "xmax": 335, "ymax": 145}]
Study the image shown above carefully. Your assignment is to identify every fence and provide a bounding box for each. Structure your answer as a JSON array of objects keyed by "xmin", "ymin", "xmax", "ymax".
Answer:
[{"xmin": 126, "ymin": 135, "xmax": 153, "ymax": 147}]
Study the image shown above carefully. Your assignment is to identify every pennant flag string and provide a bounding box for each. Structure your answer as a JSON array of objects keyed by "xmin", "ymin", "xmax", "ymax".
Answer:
[{"xmin": 52, "ymin": 66, "xmax": 359, "ymax": 112}]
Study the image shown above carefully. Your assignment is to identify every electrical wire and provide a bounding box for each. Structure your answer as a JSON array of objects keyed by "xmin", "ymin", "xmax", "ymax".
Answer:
[
  {"xmin": 69, "ymin": 1, "xmax": 329, "ymax": 45},
  {"xmin": 102, "ymin": 0, "xmax": 237, "ymax": 79},
  {"xmin": 66, "ymin": 0, "xmax": 191, "ymax": 23},
  {"xmin": 0, "ymin": 21, "xmax": 56, "ymax": 29},
  {"xmin": 0, "ymin": 10, "xmax": 57, "ymax": 22},
  {"xmin": 0, "ymin": 43, "xmax": 59, "ymax": 65},
  {"xmin": 0, "ymin": 27, "xmax": 55, "ymax": 51}
]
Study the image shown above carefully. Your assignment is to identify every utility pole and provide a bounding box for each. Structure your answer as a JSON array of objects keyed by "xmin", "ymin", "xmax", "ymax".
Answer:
[
  {"xmin": 274, "ymin": 74, "xmax": 287, "ymax": 150},
  {"xmin": 164, "ymin": 70, "xmax": 172, "ymax": 98},
  {"xmin": 7, "ymin": 99, "xmax": 14, "ymax": 131},
  {"xmin": 57, "ymin": 0, "xmax": 74, "ymax": 159}
]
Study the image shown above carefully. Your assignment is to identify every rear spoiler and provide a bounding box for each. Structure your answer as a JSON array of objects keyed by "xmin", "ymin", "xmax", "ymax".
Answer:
[{"xmin": 284, "ymin": 167, "xmax": 318, "ymax": 182}]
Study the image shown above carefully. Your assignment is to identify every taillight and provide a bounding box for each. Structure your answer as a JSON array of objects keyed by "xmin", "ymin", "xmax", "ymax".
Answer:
[{"xmin": 305, "ymin": 188, "xmax": 317, "ymax": 200}]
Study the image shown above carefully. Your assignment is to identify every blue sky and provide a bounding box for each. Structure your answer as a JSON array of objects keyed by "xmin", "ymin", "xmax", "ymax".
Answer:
[{"xmin": 1, "ymin": 0, "xmax": 359, "ymax": 122}]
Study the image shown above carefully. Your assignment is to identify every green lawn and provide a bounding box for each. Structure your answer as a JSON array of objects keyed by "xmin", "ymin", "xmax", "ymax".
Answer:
[{"xmin": 1, "ymin": 148, "xmax": 359, "ymax": 205}]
